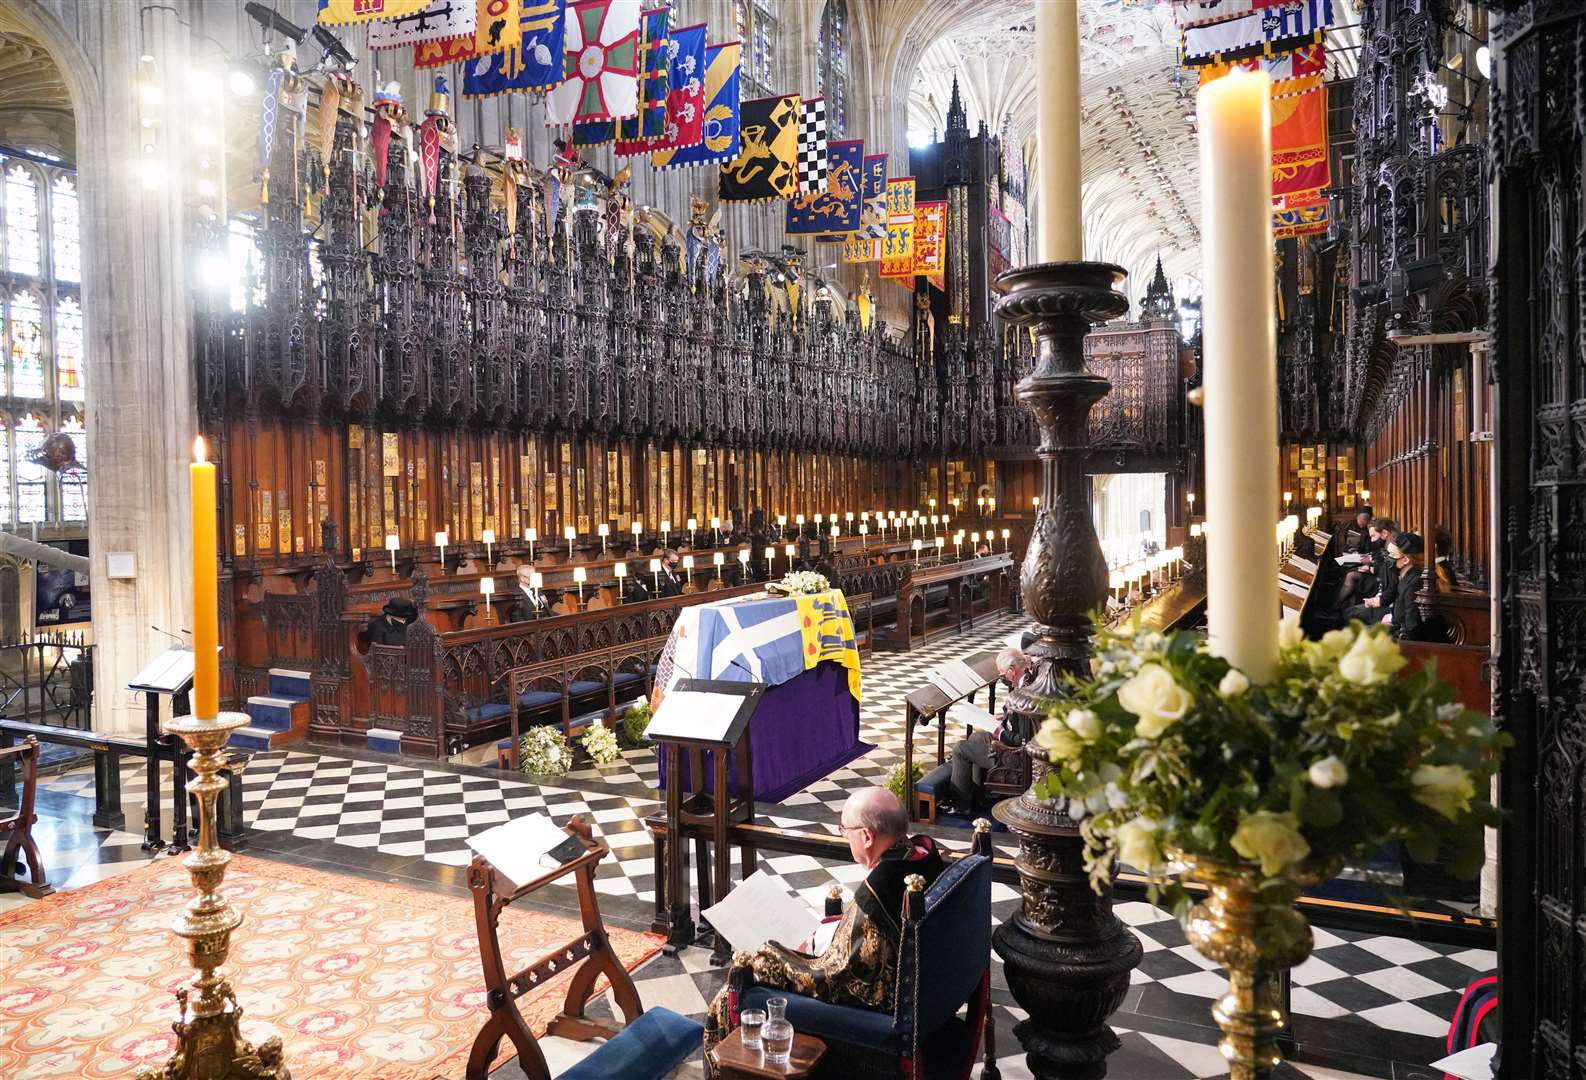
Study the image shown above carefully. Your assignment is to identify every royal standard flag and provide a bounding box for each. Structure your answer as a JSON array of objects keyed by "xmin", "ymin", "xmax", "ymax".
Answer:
[
  {"xmin": 651, "ymin": 40, "xmax": 741, "ymax": 170},
  {"xmin": 912, "ymin": 200, "xmax": 947, "ymax": 289},
  {"xmin": 878, "ymin": 176, "xmax": 917, "ymax": 279},
  {"xmin": 462, "ymin": 0, "xmax": 566, "ymax": 98},
  {"xmin": 720, "ymin": 93, "xmax": 799, "ymax": 202},
  {"xmin": 787, "ymin": 139, "xmax": 863, "ymax": 235}
]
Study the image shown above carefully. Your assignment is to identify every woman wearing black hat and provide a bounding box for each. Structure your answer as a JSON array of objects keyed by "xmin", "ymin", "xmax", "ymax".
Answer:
[
  {"xmin": 1381, "ymin": 533, "xmax": 1425, "ymax": 640},
  {"xmin": 362, "ymin": 598, "xmax": 417, "ymax": 647}
]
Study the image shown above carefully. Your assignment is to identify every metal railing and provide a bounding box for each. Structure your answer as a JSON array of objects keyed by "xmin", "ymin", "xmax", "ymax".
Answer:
[{"xmin": 0, "ymin": 631, "xmax": 93, "ymax": 730}]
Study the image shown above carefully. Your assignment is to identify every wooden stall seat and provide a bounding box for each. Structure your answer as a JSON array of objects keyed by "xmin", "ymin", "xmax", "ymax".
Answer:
[
  {"xmin": 496, "ymin": 637, "xmax": 669, "ymax": 768},
  {"xmin": 874, "ymin": 554, "xmax": 1013, "ymax": 652}
]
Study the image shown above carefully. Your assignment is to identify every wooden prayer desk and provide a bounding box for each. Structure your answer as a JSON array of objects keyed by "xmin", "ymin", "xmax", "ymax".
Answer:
[
  {"xmin": 464, "ymin": 816, "xmax": 642, "ymax": 1080},
  {"xmin": 709, "ymin": 1028, "xmax": 827, "ymax": 1078},
  {"xmin": 902, "ymin": 649, "xmax": 1002, "ymax": 821},
  {"xmin": 874, "ymin": 553, "xmax": 1013, "ymax": 651}
]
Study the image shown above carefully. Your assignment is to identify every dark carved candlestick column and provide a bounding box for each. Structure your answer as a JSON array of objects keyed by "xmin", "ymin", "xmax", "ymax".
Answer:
[{"xmin": 991, "ymin": 261, "xmax": 1142, "ymax": 1080}]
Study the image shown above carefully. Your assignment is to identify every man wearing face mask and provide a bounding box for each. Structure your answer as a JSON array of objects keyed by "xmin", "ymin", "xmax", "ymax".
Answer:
[{"xmin": 656, "ymin": 547, "xmax": 685, "ymax": 597}]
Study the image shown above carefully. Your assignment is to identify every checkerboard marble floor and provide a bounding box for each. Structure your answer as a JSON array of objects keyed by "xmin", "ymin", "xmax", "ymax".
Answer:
[{"xmin": 18, "ymin": 612, "xmax": 1491, "ymax": 1079}]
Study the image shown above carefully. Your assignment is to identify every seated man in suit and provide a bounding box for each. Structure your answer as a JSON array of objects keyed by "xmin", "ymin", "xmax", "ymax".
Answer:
[
  {"xmin": 656, "ymin": 547, "xmax": 686, "ymax": 597},
  {"xmin": 945, "ymin": 647, "xmax": 1032, "ymax": 814},
  {"xmin": 705, "ymin": 787, "xmax": 945, "ymax": 1045},
  {"xmin": 508, "ymin": 566, "xmax": 553, "ymax": 622},
  {"xmin": 360, "ymin": 598, "xmax": 417, "ymax": 647},
  {"xmin": 1332, "ymin": 516, "xmax": 1393, "ymax": 609}
]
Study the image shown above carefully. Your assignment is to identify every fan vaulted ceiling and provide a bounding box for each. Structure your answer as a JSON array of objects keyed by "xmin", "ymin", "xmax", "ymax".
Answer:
[{"xmin": 0, "ymin": 25, "xmax": 73, "ymax": 164}]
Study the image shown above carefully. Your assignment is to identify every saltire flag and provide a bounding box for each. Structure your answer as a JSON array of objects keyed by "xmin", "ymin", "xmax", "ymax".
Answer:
[
  {"xmin": 1173, "ymin": 0, "xmax": 1293, "ymax": 29},
  {"xmin": 796, "ymin": 97, "xmax": 828, "ymax": 193},
  {"xmin": 648, "ymin": 22, "xmax": 710, "ymax": 154},
  {"xmin": 416, "ymin": 0, "xmax": 523, "ymax": 66},
  {"xmin": 837, "ymin": 153, "xmax": 888, "ymax": 260},
  {"xmin": 368, "ymin": 0, "xmax": 476, "ymax": 48},
  {"xmin": 545, "ymin": 0, "xmax": 642, "ymax": 127},
  {"xmin": 1271, "ymin": 82, "xmax": 1329, "ymax": 198},
  {"xmin": 911, "ymin": 200, "xmax": 947, "ymax": 289},
  {"xmin": 787, "ymin": 139, "xmax": 863, "ymax": 235},
  {"xmin": 1198, "ymin": 40, "xmax": 1324, "ymax": 90},
  {"xmin": 1181, "ymin": 0, "xmax": 1332, "ymax": 65},
  {"xmin": 611, "ymin": 6, "xmax": 673, "ymax": 153},
  {"xmin": 651, "ymin": 40, "xmax": 741, "ymax": 170},
  {"xmin": 878, "ymin": 177, "xmax": 917, "ymax": 279},
  {"xmin": 719, "ymin": 93, "xmax": 799, "ymax": 201},
  {"xmin": 463, "ymin": 0, "xmax": 566, "ymax": 97},
  {"xmin": 318, "ymin": 0, "xmax": 430, "ymax": 26}
]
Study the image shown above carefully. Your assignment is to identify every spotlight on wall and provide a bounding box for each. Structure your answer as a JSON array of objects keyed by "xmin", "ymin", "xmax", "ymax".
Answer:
[{"xmin": 1476, "ymin": 45, "xmax": 1491, "ymax": 80}]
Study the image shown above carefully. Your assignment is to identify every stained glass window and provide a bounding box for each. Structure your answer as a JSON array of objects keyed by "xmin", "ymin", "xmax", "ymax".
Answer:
[
  {"xmin": 5, "ymin": 165, "xmax": 40, "ymax": 276},
  {"xmin": 59, "ymin": 413, "xmax": 86, "ymax": 521},
  {"xmin": 50, "ymin": 176, "xmax": 79, "ymax": 283},
  {"xmin": 7, "ymin": 292, "xmax": 44, "ymax": 399},
  {"xmin": 734, "ymin": 0, "xmax": 778, "ymax": 100},
  {"xmin": 55, "ymin": 297, "xmax": 84, "ymax": 402},
  {"xmin": 14, "ymin": 413, "xmax": 46, "ymax": 524},
  {"xmin": 0, "ymin": 416, "xmax": 10, "ymax": 525},
  {"xmin": 817, "ymin": 0, "xmax": 849, "ymax": 137}
]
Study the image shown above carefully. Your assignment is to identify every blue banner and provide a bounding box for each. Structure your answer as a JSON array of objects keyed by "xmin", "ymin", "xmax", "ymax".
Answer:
[{"xmin": 462, "ymin": 0, "xmax": 565, "ymax": 98}]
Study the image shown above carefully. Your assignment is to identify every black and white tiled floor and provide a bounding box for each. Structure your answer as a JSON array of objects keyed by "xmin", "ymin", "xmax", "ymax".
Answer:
[{"xmin": 17, "ymin": 612, "xmax": 1491, "ymax": 1079}]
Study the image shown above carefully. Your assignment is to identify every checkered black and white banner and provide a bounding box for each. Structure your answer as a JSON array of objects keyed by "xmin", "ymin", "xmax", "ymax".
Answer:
[{"xmin": 797, "ymin": 96, "xmax": 828, "ymax": 194}]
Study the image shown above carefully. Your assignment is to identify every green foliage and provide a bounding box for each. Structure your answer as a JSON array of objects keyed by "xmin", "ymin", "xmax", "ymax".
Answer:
[
  {"xmin": 885, "ymin": 761, "xmax": 924, "ymax": 805},
  {"xmin": 621, "ymin": 701, "xmax": 654, "ymax": 746},
  {"xmin": 1034, "ymin": 614, "xmax": 1510, "ymax": 903}
]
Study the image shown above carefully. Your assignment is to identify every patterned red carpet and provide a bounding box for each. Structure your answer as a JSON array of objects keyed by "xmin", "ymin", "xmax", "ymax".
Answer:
[{"xmin": 0, "ymin": 854, "xmax": 663, "ymax": 1079}]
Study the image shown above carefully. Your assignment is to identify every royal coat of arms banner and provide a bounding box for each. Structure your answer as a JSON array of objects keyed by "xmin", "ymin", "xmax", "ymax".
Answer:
[
  {"xmin": 719, "ymin": 93, "xmax": 799, "ymax": 202},
  {"xmin": 1271, "ymin": 82, "xmax": 1329, "ymax": 198},
  {"xmin": 416, "ymin": 0, "xmax": 523, "ymax": 66},
  {"xmin": 463, "ymin": 0, "xmax": 566, "ymax": 97},
  {"xmin": 544, "ymin": 0, "xmax": 642, "ymax": 126},
  {"xmin": 912, "ymin": 200, "xmax": 947, "ymax": 288},
  {"xmin": 317, "ymin": 0, "xmax": 430, "ymax": 26},
  {"xmin": 878, "ymin": 177, "xmax": 917, "ymax": 279},
  {"xmin": 1180, "ymin": 0, "xmax": 1332, "ymax": 64},
  {"xmin": 368, "ymin": 0, "xmax": 477, "ymax": 48},
  {"xmin": 837, "ymin": 153, "xmax": 888, "ymax": 260},
  {"xmin": 651, "ymin": 41, "xmax": 741, "ymax": 170},
  {"xmin": 786, "ymin": 139, "xmax": 862, "ymax": 235},
  {"xmin": 796, "ymin": 97, "xmax": 828, "ymax": 193}
]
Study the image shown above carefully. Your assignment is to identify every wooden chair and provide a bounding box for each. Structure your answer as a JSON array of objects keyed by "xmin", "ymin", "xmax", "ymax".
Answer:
[{"xmin": 0, "ymin": 737, "xmax": 51, "ymax": 899}]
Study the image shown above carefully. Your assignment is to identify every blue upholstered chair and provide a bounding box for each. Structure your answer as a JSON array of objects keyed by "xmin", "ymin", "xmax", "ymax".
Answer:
[{"xmin": 740, "ymin": 853, "xmax": 996, "ymax": 1080}]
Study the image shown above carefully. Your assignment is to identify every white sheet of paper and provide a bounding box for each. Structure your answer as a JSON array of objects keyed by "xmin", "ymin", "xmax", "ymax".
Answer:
[
  {"xmin": 928, "ymin": 657, "xmax": 983, "ymax": 700},
  {"xmin": 1428, "ymin": 1044, "xmax": 1496, "ymax": 1080},
  {"xmin": 1335, "ymin": 553, "xmax": 1366, "ymax": 566},
  {"xmin": 1279, "ymin": 577, "xmax": 1310, "ymax": 599},
  {"xmin": 645, "ymin": 689, "xmax": 746, "ymax": 742},
  {"xmin": 702, "ymin": 870, "xmax": 821, "ymax": 953},
  {"xmin": 807, "ymin": 917, "xmax": 840, "ymax": 955},
  {"xmin": 946, "ymin": 700, "xmax": 999, "ymax": 732},
  {"xmin": 467, "ymin": 813, "xmax": 571, "ymax": 888},
  {"xmin": 128, "ymin": 648, "xmax": 197, "ymax": 693},
  {"xmin": 1290, "ymin": 557, "xmax": 1320, "ymax": 575}
]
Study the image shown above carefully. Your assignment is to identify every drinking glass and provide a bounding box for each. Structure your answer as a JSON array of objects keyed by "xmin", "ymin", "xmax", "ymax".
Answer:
[
  {"xmin": 762, "ymin": 1017, "xmax": 794, "ymax": 1065},
  {"xmin": 739, "ymin": 1009, "xmax": 766, "ymax": 1051}
]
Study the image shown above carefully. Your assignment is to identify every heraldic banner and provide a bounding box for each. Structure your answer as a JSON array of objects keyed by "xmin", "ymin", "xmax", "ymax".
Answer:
[
  {"xmin": 651, "ymin": 40, "xmax": 740, "ymax": 169},
  {"xmin": 836, "ymin": 153, "xmax": 888, "ymax": 259},
  {"xmin": 719, "ymin": 93, "xmax": 800, "ymax": 202},
  {"xmin": 1271, "ymin": 82, "xmax": 1329, "ymax": 198},
  {"xmin": 463, "ymin": 0, "xmax": 566, "ymax": 97},
  {"xmin": 787, "ymin": 139, "xmax": 863, "ymax": 235},
  {"xmin": 879, "ymin": 177, "xmax": 917, "ymax": 279}
]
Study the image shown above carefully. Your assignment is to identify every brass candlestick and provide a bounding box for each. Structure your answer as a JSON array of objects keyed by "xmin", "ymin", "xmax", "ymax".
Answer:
[{"xmin": 137, "ymin": 710, "xmax": 289, "ymax": 1080}]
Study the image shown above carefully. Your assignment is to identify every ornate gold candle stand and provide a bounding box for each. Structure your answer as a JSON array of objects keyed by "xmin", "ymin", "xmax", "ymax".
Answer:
[
  {"xmin": 137, "ymin": 710, "xmax": 289, "ymax": 1080},
  {"xmin": 990, "ymin": 261, "xmax": 1142, "ymax": 1079}
]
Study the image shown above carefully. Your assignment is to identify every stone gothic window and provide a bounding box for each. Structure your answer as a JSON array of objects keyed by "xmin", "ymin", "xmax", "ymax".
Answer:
[
  {"xmin": 0, "ymin": 152, "xmax": 84, "ymax": 529},
  {"xmin": 735, "ymin": 0, "xmax": 779, "ymax": 100},
  {"xmin": 816, "ymin": 0, "xmax": 849, "ymax": 137}
]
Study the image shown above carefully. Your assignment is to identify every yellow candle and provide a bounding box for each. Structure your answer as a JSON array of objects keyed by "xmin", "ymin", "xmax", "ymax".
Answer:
[
  {"xmin": 191, "ymin": 437, "xmax": 219, "ymax": 718},
  {"xmin": 1036, "ymin": 0, "xmax": 1083, "ymax": 261},
  {"xmin": 1198, "ymin": 68, "xmax": 1279, "ymax": 683}
]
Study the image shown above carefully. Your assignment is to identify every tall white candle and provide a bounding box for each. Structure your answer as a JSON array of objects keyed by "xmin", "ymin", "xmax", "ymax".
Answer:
[
  {"xmin": 1198, "ymin": 68, "xmax": 1279, "ymax": 683},
  {"xmin": 1036, "ymin": 0, "xmax": 1083, "ymax": 261}
]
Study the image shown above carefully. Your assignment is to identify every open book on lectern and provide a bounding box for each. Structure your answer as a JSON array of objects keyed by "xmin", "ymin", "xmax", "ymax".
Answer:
[{"xmin": 645, "ymin": 678, "xmax": 763, "ymax": 746}]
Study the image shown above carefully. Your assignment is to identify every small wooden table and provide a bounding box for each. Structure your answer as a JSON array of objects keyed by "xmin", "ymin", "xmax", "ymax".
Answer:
[{"xmin": 709, "ymin": 1028, "xmax": 827, "ymax": 1078}]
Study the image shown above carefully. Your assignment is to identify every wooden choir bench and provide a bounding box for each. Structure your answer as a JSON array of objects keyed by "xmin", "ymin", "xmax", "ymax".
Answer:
[
  {"xmin": 873, "ymin": 553, "xmax": 1013, "ymax": 651},
  {"xmin": 496, "ymin": 637, "xmax": 668, "ymax": 769}
]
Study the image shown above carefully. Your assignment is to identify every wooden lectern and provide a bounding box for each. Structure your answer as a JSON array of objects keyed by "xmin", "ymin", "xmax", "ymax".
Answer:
[{"xmin": 647, "ymin": 678, "xmax": 763, "ymax": 962}]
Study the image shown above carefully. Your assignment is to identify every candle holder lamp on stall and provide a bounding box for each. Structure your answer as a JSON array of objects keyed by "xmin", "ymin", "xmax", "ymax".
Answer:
[{"xmin": 989, "ymin": 260, "xmax": 1142, "ymax": 1080}]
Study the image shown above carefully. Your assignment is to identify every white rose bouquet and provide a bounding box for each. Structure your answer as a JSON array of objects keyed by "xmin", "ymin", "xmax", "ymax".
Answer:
[
  {"xmin": 1034, "ymin": 614, "xmax": 1509, "ymax": 917},
  {"xmin": 580, "ymin": 722, "xmax": 621, "ymax": 765},
  {"xmin": 519, "ymin": 725, "xmax": 574, "ymax": 777},
  {"xmin": 772, "ymin": 570, "xmax": 829, "ymax": 596}
]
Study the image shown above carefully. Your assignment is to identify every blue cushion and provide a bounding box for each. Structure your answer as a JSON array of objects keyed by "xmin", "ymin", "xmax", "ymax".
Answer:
[
  {"xmin": 465, "ymin": 702, "xmax": 510, "ymax": 723},
  {"xmin": 557, "ymin": 1006, "xmax": 702, "ymax": 1080},
  {"xmin": 741, "ymin": 986, "xmax": 897, "ymax": 1051},
  {"xmin": 517, "ymin": 689, "xmax": 562, "ymax": 711},
  {"xmin": 915, "ymin": 763, "xmax": 953, "ymax": 796},
  {"xmin": 568, "ymin": 679, "xmax": 605, "ymax": 697},
  {"xmin": 613, "ymin": 671, "xmax": 644, "ymax": 686}
]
